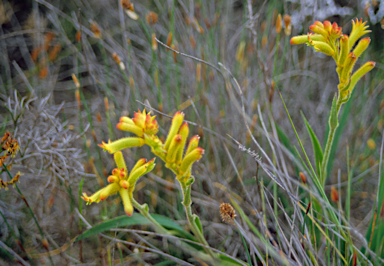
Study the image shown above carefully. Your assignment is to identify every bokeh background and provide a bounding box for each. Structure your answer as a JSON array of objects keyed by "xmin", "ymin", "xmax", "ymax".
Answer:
[{"xmin": 1, "ymin": 0, "xmax": 384, "ymax": 265}]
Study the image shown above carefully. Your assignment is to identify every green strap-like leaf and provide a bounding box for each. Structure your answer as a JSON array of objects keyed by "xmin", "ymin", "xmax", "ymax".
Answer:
[
  {"xmin": 75, "ymin": 213, "xmax": 194, "ymax": 242},
  {"xmin": 302, "ymin": 113, "xmax": 324, "ymax": 175}
]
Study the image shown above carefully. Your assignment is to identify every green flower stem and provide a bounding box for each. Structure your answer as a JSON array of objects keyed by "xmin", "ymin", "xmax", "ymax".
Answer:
[
  {"xmin": 152, "ymin": 149, "xmax": 215, "ymax": 259},
  {"xmin": 320, "ymin": 97, "xmax": 343, "ymax": 186},
  {"xmin": 131, "ymin": 199, "xmax": 168, "ymax": 235},
  {"xmin": 179, "ymin": 181, "xmax": 216, "ymax": 260}
]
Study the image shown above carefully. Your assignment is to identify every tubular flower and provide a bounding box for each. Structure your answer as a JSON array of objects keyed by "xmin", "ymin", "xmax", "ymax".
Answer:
[
  {"xmin": 117, "ymin": 109, "xmax": 159, "ymax": 137},
  {"xmin": 290, "ymin": 19, "xmax": 374, "ymax": 101},
  {"xmin": 98, "ymin": 138, "xmax": 145, "ymax": 154},
  {"xmin": 82, "ymin": 151, "xmax": 156, "ymax": 216},
  {"xmin": 110, "ymin": 110, "xmax": 205, "ymax": 183}
]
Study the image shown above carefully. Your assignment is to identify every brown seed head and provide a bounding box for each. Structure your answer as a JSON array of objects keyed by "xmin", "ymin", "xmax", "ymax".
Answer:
[
  {"xmin": 112, "ymin": 52, "xmax": 121, "ymax": 65},
  {"xmin": 91, "ymin": 22, "xmax": 101, "ymax": 38},
  {"xmin": 120, "ymin": 0, "xmax": 133, "ymax": 10},
  {"xmin": 283, "ymin": 15, "xmax": 292, "ymax": 35},
  {"xmin": 299, "ymin": 172, "xmax": 306, "ymax": 184},
  {"xmin": 146, "ymin": 11, "xmax": 158, "ymax": 25},
  {"xmin": 189, "ymin": 35, "xmax": 196, "ymax": 49},
  {"xmin": 75, "ymin": 30, "xmax": 81, "ymax": 42},
  {"xmin": 220, "ymin": 203, "xmax": 236, "ymax": 224},
  {"xmin": 331, "ymin": 186, "xmax": 339, "ymax": 203},
  {"xmin": 276, "ymin": 14, "xmax": 282, "ymax": 34}
]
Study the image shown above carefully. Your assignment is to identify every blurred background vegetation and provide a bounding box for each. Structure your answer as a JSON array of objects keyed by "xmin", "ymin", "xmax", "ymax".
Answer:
[{"xmin": 1, "ymin": 0, "xmax": 384, "ymax": 265}]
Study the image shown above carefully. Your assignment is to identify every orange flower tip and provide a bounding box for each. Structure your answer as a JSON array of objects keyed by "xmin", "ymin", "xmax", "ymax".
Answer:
[
  {"xmin": 191, "ymin": 135, "xmax": 200, "ymax": 141},
  {"xmin": 112, "ymin": 169, "xmax": 119, "ymax": 175},
  {"xmin": 120, "ymin": 180, "xmax": 129, "ymax": 189},
  {"xmin": 148, "ymin": 158, "xmax": 156, "ymax": 163},
  {"xmin": 107, "ymin": 176, "xmax": 115, "ymax": 182},
  {"xmin": 180, "ymin": 122, "xmax": 189, "ymax": 129},
  {"xmin": 313, "ymin": 21, "xmax": 323, "ymax": 27},
  {"xmin": 175, "ymin": 135, "xmax": 182, "ymax": 142},
  {"xmin": 362, "ymin": 37, "xmax": 371, "ymax": 42},
  {"xmin": 100, "ymin": 196, "xmax": 107, "ymax": 201},
  {"xmin": 368, "ymin": 61, "xmax": 376, "ymax": 67},
  {"xmin": 196, "ymin": 147, "xmax": 205, "ymax": 155},
  {"xmin": 125, "ymin": 210, "xmax": 133, "ymax": 216},
  {"xmin": 139, "ymin": 158, "xmax": 147, "ymax": 163},
  {"xmin": 323, "ymin": 20, "xmax": 331, "ymax": 27},
  {"xmin": 98, "ymin": 143, "xmax": 105, "ymax": 148}
]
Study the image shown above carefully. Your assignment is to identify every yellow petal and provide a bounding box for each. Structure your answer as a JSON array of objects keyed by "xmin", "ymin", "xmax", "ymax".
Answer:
[
  {"xmin": 114, "ymin": 151, "xmax": 127, "ymax": 172},
  {"xmin": 119, "ymin": 188, "xmax": 134, "ymax": 216}
]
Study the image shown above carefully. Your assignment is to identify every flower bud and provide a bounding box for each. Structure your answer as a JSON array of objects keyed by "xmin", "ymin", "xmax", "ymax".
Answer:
[
  {"xmin": 164, "ymin": 111, "xmax": 184, "ymax": 151},
  {"xmin": 311, "ymin": 41, "xmax": 335, "ymax": 56},
  {"xmin": 347, "ymin": 61, "xmax": 375, "ymax": 94},
  {"xmin": 98, "ymin": 137, "xmax": 145, "ymax": 154},
  {"xmin": 185, "ymin": 135, "xmax": 200, "ymax": 155},
  {"xmin": 180, "ymin": 147, "xmax": 204, "ymax": 174},
  {"xmin": 290, "ymin": 35, "xmax": 308, "ymax": 45},
  {"xmin": 119, "ymin": 180, "xmax": 129, "ymax": 189},
  {"xmin": 338, "ymin": 35, "xmax": 349, "ymax": 67},
  {"xmin": 309, "ymin": 24, "xmax": 328, "ymax": 37},
  {"xmin": 308, "ymin": 34, "xmax": 325, "ymax": 42},
  {"xmin": 128, "ymin": 165, "xmax": 148, "ymax": 186},
  {"xmin": 323, "ymin": 21, "xmax": 332, "ymax": 32},
  {"xmin": 108, "ymin": 175, "xmax": 119, "ymax": 183},
  {"xmin": 166, "ymin": 134, "xmax": 183, "ymax": 163},
  {"xmin": 119, "ymin": 188, "xmax": 133, "ymax": 216},
  {"xmin": 175, "ymin": 123, "xmax": 189, "ymax": 164},
  {"xmin": 340, "ymin": 52, "xmax": 357, "ymax": 83},
  {"xmin": 116, "ymin": 122, "xmax": 143, "ymax": 136},
  {"xmin": 131, "ymin": 158, "xmax": 147, "ymax": 173},
  {"xmin": 114, "ymin": 151, "xmax": 127, "ymax": 171},
  {"xmin": 143, "ymin": 158, "xmax": 156, "ymax": 175},
  {"xmin": 352, "ymin": 37, "xmax": 370, "ymax": 59}
]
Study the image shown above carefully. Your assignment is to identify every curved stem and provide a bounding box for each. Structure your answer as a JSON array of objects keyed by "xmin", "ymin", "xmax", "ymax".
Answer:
[{"xmin": 131, "ymin": 199, "xmax": 168, "ymax": 235}]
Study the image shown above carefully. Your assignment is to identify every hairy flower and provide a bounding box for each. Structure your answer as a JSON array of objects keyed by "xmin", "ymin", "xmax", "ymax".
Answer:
[
  {"xmin": 290, "ymin": 19, "xmax": 374, "ymax": 100},
  {"xmin": 117, "ymin": 110, "xmax": 159, "ymax": 137},
  {"xmin": 82, "ymin": 152, "xmax": 155, "ymax": 216}
]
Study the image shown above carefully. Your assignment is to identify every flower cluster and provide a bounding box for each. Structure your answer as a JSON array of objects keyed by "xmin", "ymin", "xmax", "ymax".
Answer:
[
  {"xmin": 100, "ymin": 110, "xmax": 204, "ymax": 181},
  {"xmin": 84, "ymin": 109, "xmax": 204, "ymax": 215},
  {"xmin": 82, "ymin": 151, "xmax": 155, "ymax": 216},
  {"xmin": 0, "ymin": 132, "xmax": 21, "ymax": 190},
  {"xmin": 290, "ymin": 19, "xmax": 375, "ymax": 101}
]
